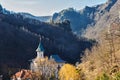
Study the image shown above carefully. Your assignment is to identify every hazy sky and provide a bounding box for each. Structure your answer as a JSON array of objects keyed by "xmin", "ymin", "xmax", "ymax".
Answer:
[{"xmin": 0, "ymin": 0, "xmax": 107, "ymax": 16}]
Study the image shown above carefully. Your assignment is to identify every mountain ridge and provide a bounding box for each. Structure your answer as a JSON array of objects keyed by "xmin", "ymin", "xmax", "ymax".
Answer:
[
  {"xmin": 84, "ymin": 0, "xmax": 120, "ymax": 39},
  {"xmin": 18, "ymin": 12, "xmax": 51, "ymax": 22},
  {"xmin": 51, "ymin": 0, "xmax": 119, "ymax": 39}
]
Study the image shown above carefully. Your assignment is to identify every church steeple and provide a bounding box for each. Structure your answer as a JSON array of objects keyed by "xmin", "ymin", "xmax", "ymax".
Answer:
[
  {"xmin": 36, "ymin": 42, "xmax": 44, "ymax": 52},
  {"xmin": 36, "ymin": 38, "xmax": 44, "ymax": 58}
]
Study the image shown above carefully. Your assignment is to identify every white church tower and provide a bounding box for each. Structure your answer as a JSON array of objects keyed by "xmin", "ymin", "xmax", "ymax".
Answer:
[
  {"xmin": 36, "ymin": 41, "xmax": 44, "ymax": 59},
  {"xmin": 30, "ymin": 38, "xmax": 45, "ymax": 72}
]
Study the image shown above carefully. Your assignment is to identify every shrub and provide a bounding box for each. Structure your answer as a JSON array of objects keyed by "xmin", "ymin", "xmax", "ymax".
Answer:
[
  {"xmin": 59, "ymin": 64, "xmax": 80, "ymax": 80},
  {"xmin": 96, "ymin": 73, "xmax": 109, "ymax": 80},
  {"xmin": 114, "ymin": 72, "xmax": 120, "ymax": 80}
]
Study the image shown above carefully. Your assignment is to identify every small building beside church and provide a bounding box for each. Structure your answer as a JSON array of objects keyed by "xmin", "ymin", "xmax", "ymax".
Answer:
[{"xmin": 50, "ymin": 54, "xmax": 65, "ymax": 67}]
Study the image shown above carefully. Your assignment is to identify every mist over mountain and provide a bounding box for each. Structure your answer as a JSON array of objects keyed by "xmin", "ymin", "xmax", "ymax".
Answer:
[{"xmin": 19, "ymin": 12, "xmax": 51, "ymax": 22}]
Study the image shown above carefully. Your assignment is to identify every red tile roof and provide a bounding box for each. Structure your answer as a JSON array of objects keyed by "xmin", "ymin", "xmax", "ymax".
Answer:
[{"xmin": 11, "ymin": 69, "xmax": 33, "ymax": 80}]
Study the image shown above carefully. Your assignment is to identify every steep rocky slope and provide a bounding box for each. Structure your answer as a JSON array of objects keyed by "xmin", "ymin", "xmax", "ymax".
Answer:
[
  {"xmin": 52, "ymin": 8, "xmax": 94, "ymax": 35},
  {"xmin": 51, "ymin": 0, "xmax": 119, "ymax": 40},
  {"xmin": 84, "ymin": 0, "xmax": 119, "ymax": 39}
]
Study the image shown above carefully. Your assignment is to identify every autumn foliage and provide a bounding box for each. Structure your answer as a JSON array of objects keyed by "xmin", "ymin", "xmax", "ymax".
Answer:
[
  {"xmin": 59, "ymin": 64, "xmax": 80, "ymax": 80},
  {"xmin": 77, "ymin": 22, "xmax": 120, "ymax": 80}
]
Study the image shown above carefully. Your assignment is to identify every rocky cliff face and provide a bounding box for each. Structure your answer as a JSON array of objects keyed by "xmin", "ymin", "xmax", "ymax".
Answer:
[
  {"xmin": 52, "ymin": 8, "xmax": 94, "ymax": 35},
  {"xmin": 84, "ymin": 0, "xmax": 119, "ymax": 39},
  {"xmin": 51, "ymin": 0, "xmax": 119, "ymax": 40}
]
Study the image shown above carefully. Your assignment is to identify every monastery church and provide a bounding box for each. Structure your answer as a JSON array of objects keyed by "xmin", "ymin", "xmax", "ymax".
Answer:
[
  {"xmin": 30, "ymin": 39, "xmax": 65, "ymax": 72},
  {"xmin": 11, "ymin": 39, "xmax": 65, "ymax": 80}
]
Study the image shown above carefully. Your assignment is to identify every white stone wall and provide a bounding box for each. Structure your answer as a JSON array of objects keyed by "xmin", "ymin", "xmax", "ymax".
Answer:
[{"xmin": 37, "ymin": 51, "xmax": 44, "ymax": 58}]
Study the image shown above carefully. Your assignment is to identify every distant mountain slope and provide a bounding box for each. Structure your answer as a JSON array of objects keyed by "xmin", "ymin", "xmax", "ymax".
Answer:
[
  {"xmin": 0, "ymin": 20, "xmax": 39, "ymax": 67},
  {"xmin": 51, "ymin": 0, "xmax": 119, "ymax": 40},
  {"xmin": 52, "ymin": 8, "xmax": 94, "ymax": 35},
  {"xmin": 84, "ymin": 0, "xmax": 119, "ymax": 39},
  {"xmin": 19, "ymin": 12, "xmax": 51, "ymax": 22}
]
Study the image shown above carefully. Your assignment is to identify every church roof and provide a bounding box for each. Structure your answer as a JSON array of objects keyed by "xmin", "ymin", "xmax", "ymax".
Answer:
[
  {"xmin": 36, "ymin": 42, "xmax": 44, "ymax": 52},
  {"xmin": 50, "ymin": 55, "xmax": 65, "ymax": 63}
]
